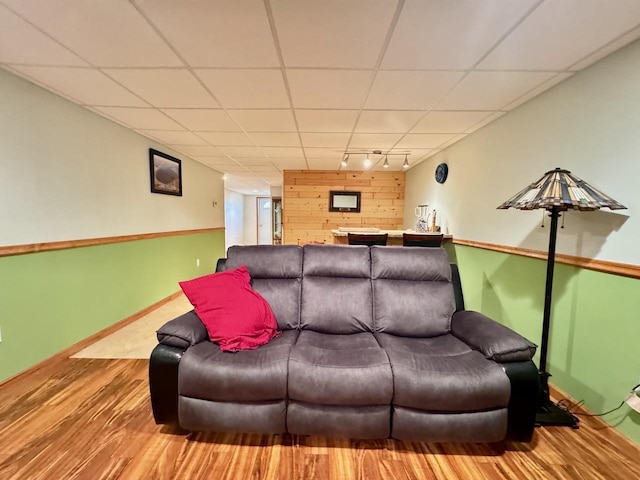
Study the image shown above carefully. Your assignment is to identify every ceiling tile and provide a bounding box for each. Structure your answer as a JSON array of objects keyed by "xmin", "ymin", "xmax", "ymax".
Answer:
[
  {"xmin": 3, "ymin": 0, "xmax": 182, "ymax": 67},
  {"xmin": 247, "ymin": 165, "xmax": 280, "ymax": 173},
  {"xmin": 300, "ymin": 133, "xmax": 351, "ymax": 148},
  {"xmin": 436, "ymin": 71, "xmax": 556, "ymax": 110},
  {"xmin": 355, "ymin": 110, "xmax": 426, "ymax": 133},
  {"xmin": 170, "ymin": 145, "xmax": 223, "ymax": 156},
  {"xmin": 104, "ymin": 69, "xmax": 218, "ymax": 108},
  {"xmin": 307, "ymin": 158, "xmax": 340, "ymax": 170},
  {"xmin": 198, "ymin": 132, "xmax": 254, "ymax": 146},
  {"xmin": 295, "ymin": 110, "xmax": 359, "ymax": 132},
  {"xmin": 228, "ymin": 109, "xmax": 296, "ymax": 132},
  {"xmin": 161, "ymin": 109, "xmax": 240, "ymax": 131},
  {"xmin": 502, "ymin": 73, "xmax": 574, "ymax": 110},
  {"xmin": 464, "ymin": 112, "xmax": 506, "ymax": 134},
  {"xmin": 0, "ymin": 5, "xmax": 87, "ymax": 66},
  {"xmin": 387, "ymin": 149, "xmax": 435, "ymax": 161},
  {"xmin": 140, "ymin": 130, "xmax": 207, "ymax": 145},
  {"xmin": 287, "ymin": 69, "xmax": 372, "ymax": 109},
  {"xmin": 134, "ymin": 0, "xmax": 279, "ymax": 67},
  {"xmin": 249, "ymin": 132, "xmax": 301, "ymax": 147},
  {"xmin": 10, "ymin": 66, "xmax": 148, "ymax": 106},
  {"xmin": 196, "ymin": 69, "xmax": 289, "ymax": 108},
  {"xmin": 192, "ymin": 156, "xmax": 238, "ymax": 166},
  {"xmin": 303, "ymin": 147, "xmax": 344, "ymax": 159},
  {"xmin": 569, "ymin": 25, "xmax": 640, "ymax": 70},
  {"xmin": 219, "ymin": 146, "xmax": 266, "ymax": 157},
  {"xmin": 365, "ymin": 71, "xmax": 464, "ymax": 110},
  {"xmin": 262, "ymin": 147, "xmax": 305, "ymax": 158},
  {"xmin": 381, "ymin": 0, "xmax": 537, "ymax": 69},
  {"xmin": 271, "ymin": 159, "xmax": 307, "ymax": 168},
  {"xmin": 438, "ymin": 134, "xmax": 468, "ymax": 150},
  {"xmin": 234, "ymin": 157, "xmax": 275, "ymax": 166},
  {"xmin": 478, "ymin": 0, "xmax": 640, "ymax": 70},
  {"xmin": 93, "ymin": 107, "xmax": 183, "ymax": 130},
  {"xmin": 348, "ymin": 133, "xmax": 403, "ymax": 150},
  {"xmin": 394, "ymin": 134, "xmax": 457, "ymax": 149},
  {"xmin": 271, "ymin": 0, "xmax": 397, "ymax": 68},
  {"xmin": 411, "ymin": 111, "xmax": 494, "ymax": 134}
]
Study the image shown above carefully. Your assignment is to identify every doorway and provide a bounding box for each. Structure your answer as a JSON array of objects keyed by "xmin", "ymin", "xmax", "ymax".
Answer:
[{"xmin": 257, "ymin": 197, "xmax": 272, "ymax": 245}]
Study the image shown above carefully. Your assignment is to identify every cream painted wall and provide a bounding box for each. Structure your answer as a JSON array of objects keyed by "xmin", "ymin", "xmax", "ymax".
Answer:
[
  {"xmin": 405, "ymin": 39, "xmax": 640, "ymax": 266},
  {"xmin": 242, "ymin": 195, "xmax": 259, "ymax": 245},
  {"xmin": 224, "ymin": 189, "xmax": 244, "ymax": 250},
  {"xmin": 0, "ymin": 68, "xmax": 224, "ymax": 246}
]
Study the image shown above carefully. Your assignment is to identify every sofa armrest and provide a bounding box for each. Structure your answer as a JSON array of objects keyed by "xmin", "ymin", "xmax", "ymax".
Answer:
[
  {"xmin": 156, "ymin": 310, "xmax": 208, "ymax": 348},
  {"xmin": 451, "ymin": 310, "xmax": 537, "ymax": 362}
]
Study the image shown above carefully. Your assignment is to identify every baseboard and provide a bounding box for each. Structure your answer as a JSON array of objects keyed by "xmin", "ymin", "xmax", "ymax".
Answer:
[
  {"xmin": 0, "ymin": 290, "xmax": 184, "ymax": 388},
  {"xmin": 549, "ymin": 384, "xmax": 640, "ymax": 453}
]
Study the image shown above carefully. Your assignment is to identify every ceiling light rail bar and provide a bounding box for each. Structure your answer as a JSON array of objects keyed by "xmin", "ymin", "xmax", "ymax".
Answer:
[{"xmin": 341, "ymin": 150, "xmax": 412, "ymax": 169}]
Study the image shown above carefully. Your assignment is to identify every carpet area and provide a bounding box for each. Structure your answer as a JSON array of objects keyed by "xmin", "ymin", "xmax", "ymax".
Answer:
[{"xmin": 71, "ymin": 295, "xmax": 192, "ymax": 359}]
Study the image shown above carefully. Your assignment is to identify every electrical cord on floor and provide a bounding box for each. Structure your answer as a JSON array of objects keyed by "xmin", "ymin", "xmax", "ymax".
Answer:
[{"xmin": 556, "ymin": 383, "xmax": 640, "ymax": 417}]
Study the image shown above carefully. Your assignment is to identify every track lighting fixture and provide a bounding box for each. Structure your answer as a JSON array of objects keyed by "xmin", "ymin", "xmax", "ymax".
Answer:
[{"xmin": 339, "ymin": 151, "xmax": 411, "ymax": 170}]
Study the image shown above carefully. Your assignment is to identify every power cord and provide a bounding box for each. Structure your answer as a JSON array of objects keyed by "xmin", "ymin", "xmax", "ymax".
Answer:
[{"xmin": 556, "ymin": 383, "xmax": 640, "ymax": 417}]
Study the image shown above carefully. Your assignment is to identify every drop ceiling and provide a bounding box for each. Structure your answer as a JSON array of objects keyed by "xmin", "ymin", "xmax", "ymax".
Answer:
[{"xmin": 2, "ymin": 0, "xmax": 640, "ymax": 195}]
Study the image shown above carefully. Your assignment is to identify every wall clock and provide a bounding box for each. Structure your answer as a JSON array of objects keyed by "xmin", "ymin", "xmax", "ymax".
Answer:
[{"xmin": 435, "ymin": 163, "xmax": 448, "ymax": 184}]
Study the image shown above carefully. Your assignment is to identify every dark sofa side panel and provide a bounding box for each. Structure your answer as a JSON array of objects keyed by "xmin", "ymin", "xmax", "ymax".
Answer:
[
  {"xmin": 503, "ymin": 360, "xmax": 539, "ymax": 442},
  {"xmin": 149, "ymin": 343, "xmax": 185, "ymax": 425}
]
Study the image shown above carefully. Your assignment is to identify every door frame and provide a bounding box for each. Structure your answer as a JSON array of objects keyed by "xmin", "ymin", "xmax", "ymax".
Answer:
[{"xmin": 256, "ymin": 196, "xmax": 272, "ymax": 245}]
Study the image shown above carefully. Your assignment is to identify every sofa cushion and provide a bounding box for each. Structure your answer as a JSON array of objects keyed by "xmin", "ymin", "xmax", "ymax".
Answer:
[
  {"xmin": 178, "ymin": 329, "xmax": 298, "ymax": 403},
  {"xmin": 371, "ymin": 246, "xmax": 455, "ymax": 336},
  {"xmin": 226, "ymin": 245, "xmax": 302, "ymax": 330},
  {"xmin": 288, "ymin": 331, "xmax": 392, "ymax": 406},
  {"xmin": 301, "ymin": 245, "xmax": 373, "ymax": 333},
  {"xmin": 302, "ymin": 244, "xmax": 371, "ymax": 277},
  {"xmin": 377, "ymin": 333, "xmax": 511, "ymax": 412},
  {"xmin": 179, "ymin": 266, "xmax": 279, "ymax": 352}
]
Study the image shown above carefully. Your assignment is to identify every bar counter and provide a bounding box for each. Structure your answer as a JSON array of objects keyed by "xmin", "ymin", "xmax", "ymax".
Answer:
[{"xmin": 330, "ymin": 229, "xmax": 452, "ymax": 246}]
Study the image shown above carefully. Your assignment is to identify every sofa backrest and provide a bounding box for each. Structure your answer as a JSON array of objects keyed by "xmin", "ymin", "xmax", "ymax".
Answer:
[
  {"xmin": 300, "ymin": 245, "xmax": 374, "ymax": 334},
  {"xmin": 226, "ymin": 245, "xmax": 302, "ymax": 330},
  {"xmin": 371, "ymin": 246, "xmax": 455, "ymax": 337}
]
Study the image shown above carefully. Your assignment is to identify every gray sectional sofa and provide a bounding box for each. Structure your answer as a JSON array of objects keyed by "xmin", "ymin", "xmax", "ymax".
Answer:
[{"xmin": 149, "ymin": 244, "xmax": 539, "ymax": 443}]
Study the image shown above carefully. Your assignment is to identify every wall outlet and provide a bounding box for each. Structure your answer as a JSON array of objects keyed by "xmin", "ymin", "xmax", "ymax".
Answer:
[
  {"xmin": 196, "ymin": 258, "xmax": 200, "ymax": 267},
  {"xmin": 0, "ymin": 325, "xmax": 3, "ymax": 343},
  {"xmin": 626, "ymin": 388, "xmax": 640, "ymax": 413}
]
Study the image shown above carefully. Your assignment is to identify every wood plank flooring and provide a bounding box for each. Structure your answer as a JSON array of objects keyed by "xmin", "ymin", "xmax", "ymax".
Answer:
[{"xmin": 0, "ymin": 356, "xmax": 638, "ymax": 480}]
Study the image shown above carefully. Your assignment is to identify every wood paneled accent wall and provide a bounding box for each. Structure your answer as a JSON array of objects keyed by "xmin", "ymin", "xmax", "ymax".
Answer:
[{"xmin": 283, "ymin": 170, "xmax": 405, "ymax": 245}]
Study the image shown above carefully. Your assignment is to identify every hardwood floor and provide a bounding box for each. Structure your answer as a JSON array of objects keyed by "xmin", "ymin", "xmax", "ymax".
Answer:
[{"xmin": 0, "ymin": 356, "xmax": 638, "ymax": 480}]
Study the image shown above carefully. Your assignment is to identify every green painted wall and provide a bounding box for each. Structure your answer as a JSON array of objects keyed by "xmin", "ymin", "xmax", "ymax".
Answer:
[
  {"xmin": 0, "ymin": 230, "xmax": 225, "ymax": 382},
  {"xmin": 448, "ymin": 243, "xmax": 640, "ymax": 445}
]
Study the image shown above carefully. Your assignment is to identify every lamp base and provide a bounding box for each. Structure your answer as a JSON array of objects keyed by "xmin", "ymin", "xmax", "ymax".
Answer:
[
  {"xmin": 536, "ymin": 402, "xmax": 579, "ymax": 428},
  {"xmin": 536, "ymin": 370, "xmax": 580, "ymax": 429}
]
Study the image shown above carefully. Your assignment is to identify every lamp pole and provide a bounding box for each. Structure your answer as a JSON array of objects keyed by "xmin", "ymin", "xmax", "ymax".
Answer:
[
  {"xmin": 536, "ymin": 205, "xmax": 578, "ymax": 427},
  {"xmin": 539, "ymin": 205, "xmax": 559, "ymax": 375}
]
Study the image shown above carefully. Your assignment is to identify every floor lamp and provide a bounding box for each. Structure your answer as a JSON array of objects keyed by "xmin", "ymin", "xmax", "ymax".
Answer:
[{"xmin": 497, "ymin": 168, "xmax": 626, "ymax": 427}]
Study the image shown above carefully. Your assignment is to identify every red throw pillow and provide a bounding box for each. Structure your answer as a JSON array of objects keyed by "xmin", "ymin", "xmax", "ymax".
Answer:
[{"xmin": 179, "ymin": 266, "xmax": 279, "ymax": 351}]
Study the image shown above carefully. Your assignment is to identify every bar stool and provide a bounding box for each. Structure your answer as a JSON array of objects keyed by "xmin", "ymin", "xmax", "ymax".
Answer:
[
  {"xmin": 402, "ymin": 233, "xmax": 443, "ymax": 247},
  {"xmin": 347, "ymin": 233, "xmax": 388, "ymax": 246}
]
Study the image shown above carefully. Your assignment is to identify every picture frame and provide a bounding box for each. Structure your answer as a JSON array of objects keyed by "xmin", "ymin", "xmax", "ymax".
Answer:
[
  {"xmin": 149, "ymin": 148, "xmax": 182, "ymax": 196},
  {"xmin": 329, "ymin": 190, "xmax": 361, "ymax": 213}
]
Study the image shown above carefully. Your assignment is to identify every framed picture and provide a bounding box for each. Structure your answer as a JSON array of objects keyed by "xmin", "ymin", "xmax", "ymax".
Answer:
[
  {"xmin": 329, "ymin": 190, "xmax": 361, "ymax": 213},
  {"xmin": 149, "ymin": 148, "xmax": 182, "ymax": 196}
]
